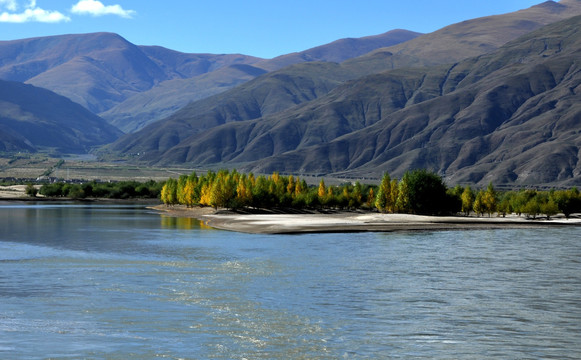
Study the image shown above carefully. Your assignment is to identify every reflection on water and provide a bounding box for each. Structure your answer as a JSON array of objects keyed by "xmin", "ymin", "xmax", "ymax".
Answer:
[
  {"xmin": 1, "ymin": 203, "xmax": 580, "ymax": 359},
  {"xmin": 160, "ymin": 214, "xmax": 214, "ymax": 230}
]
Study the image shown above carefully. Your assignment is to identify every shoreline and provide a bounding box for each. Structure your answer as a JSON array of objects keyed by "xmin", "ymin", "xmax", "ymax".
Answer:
[{"xmin": 152, "ymin": 205, "xmax": 581, "ymax": 234}]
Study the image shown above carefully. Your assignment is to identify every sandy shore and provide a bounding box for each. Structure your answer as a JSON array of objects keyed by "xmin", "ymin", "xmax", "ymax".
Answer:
[
  {"xmin": 152, "ymin": 205, "xmax": 581, "ymax": 234},
  {"xmin": 0, "ymin": 185, "xmax": 30, "ymax": 199}
]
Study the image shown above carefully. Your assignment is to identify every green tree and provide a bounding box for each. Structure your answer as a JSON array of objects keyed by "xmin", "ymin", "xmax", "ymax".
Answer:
[
  {"xmin": 389, "ymin": 179, "xmax": 399, "ymax": 212},
  {"xmin": 552, "ymin": 189, "xmax": 581, "ymax": 219},
  {"xmin": 350, "ymin": 182, "xmax": 363, "ymax": 209},
  {"xmin": 405, "ymin": 169, "xmax": 448, "ymax": 215},
  {"xmin": 473, "ymin": 191, "xmax": 485, "ymax": 216},
  {"xmin": 40, "ymin": 183, "xmax": 64, "ymax": 197},
  {"xmin": 523, "ymin": 197, "xmax": 541, "ymax": 219},
  {"xmin": 482, "ymin": 183, "xmax": 498, "ymax": 217},
  {"xmin": 375, "ymin": 173, "xmax": 391, "ymax": 213},
  {"xmin": 396, "ymin": 173, "xmax": 411, "ymax": 213},
  {"xmin": 497, "ymin": 192, "xmax": 514, "ymax": 217},
  {"xmin": 25, "ymin": 183, "xmax": 38, "ymax": 197},
  {"xmin": 540, "ymin": 199, "xmax": 559, "ymax": 220}
]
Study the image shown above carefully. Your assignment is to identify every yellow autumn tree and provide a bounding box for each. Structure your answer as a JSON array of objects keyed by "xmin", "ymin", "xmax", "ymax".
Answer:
[{"xmin": 318, "ymin": 179, "xmax": 326, "ymax": 200}]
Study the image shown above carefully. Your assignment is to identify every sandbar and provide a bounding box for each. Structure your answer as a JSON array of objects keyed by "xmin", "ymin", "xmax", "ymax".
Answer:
[{"xmin": 152, "ymin": 205, "xmax": 581, "ymax": 234}]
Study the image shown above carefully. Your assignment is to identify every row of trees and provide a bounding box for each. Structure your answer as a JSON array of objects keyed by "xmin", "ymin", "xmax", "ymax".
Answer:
[
  {"xmin": 38, "ymin": 180, "xmax": 163, "ymax": 199},
  {"xmin": 161, "ymin": 169, "xmax": 581, "ymax": 218},
  {"xmin": 455, "ymin": 185, "xmax": 581, "ymax": 219},
  {"xmin": 160, "ymin": 170, "xmax": 372, "ymax": 210},
  {"xmin": 161, "ymin": 169, "xmax": 459, "ymax": 215}
]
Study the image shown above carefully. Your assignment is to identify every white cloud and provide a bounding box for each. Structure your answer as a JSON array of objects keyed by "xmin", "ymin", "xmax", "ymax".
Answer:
[
  {"xmin": 71, "ymin": 0, "xmax": 135, "ymax": 18},
  {"xmin": 0, "ymin": 0, "xmax": 18, "ymax": 11},
  {"xmin": 0, "ymin": 1, "xmax": 70, "ymax": 23}
]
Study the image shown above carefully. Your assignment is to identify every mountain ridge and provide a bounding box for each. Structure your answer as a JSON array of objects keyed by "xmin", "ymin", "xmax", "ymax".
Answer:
[
  {"xmin": 101, "ymin": 29, "xmax": 422, "ymax": 132},
  {"xmin": 105, "ymin": 11, "xmax": 581, "ymax": 187},
  {"xmin": 0, "ymin": 79, "xmax": 122, "ymax": 153}
]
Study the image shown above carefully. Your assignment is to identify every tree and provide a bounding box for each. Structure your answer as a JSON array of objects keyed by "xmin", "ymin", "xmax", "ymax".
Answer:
[
  {"xmin": 482, "ymin": 183, "xmax": 498, "ymax": 217},
  {"xmin": 396, "ymin": 173, "xmax": 411, "ymax": 213},
  {"xmin": 405, "ymin": 169, "xmax": 448, "ymax": 215},
  {"xmin": 366, "ymin": 187, "xmax": 376, "ymax": 209},
  {"xmin": 540, "ymin": 199, "xmax": 559, "ymax": 220},
  {"xmin": 375, "ymin": 173, "xmax": 391, "ymax": 213},
  {"xmin": 350, "ymin": 182, "xmax": 363, "ymax": 209},
  {"xmin": 183, "ymin": 178, "xmax": 196, "ymax": 207},
  {"xmin": 199, "ymin": 182, "xmax": 212, "ymax": 206},
  {"xmin": 523, "ymin": 197, "xmax": 541, "ymax": 219},
  {"xmin": 552, "ymin": 189, "xmax": 581, "ymax": 219},
  {"xmin": 235, "ymin": 174, "xmax": 253, "ymax": 209},
  {"xmin": 252, "ymin": 175, "xmax": 272, "ymax": 208},
  {"xmin": 497, "ymin": 192, "xmax": 514, "ymax": 218},
  {"xmin": 176, "ymin": 175, "xmax": 188, "ymax": 205},
  {"xmin": 25, "ymin": 183, "xmax": 38, "ymax": 197},
  {"xmin": 461, "ymin": 185, "xmax": 474, "ymax": 216},
  {"xmin": 318, "ymin": 179, "xmax": 327, "ymax": 205},
  {"xmin": 389, "ymin": 179, "xmax": 399, "ymax": 213},
  {"xmin": 473, "ymin": 191, "xmax": 485, "ymax": 217},
  {"xmin": 286, "ymin": 175, "xmax": 296, "ymax": 195},
  {"xmin": 161, "ymin": 178, "xmax": 178, "ymax": 206}
]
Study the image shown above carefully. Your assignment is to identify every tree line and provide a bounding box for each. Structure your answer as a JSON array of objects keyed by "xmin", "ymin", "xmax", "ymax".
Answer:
[
  {"xmin": 38, "ymin": 180, "xmax": 163, "ymax": 199},
  {"xmin": 160, "ymin": 169, "xmax": 581, "ymax": 218}
]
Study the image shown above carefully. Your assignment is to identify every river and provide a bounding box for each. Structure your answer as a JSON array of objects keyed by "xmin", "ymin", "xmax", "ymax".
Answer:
[{"xmin": 1, "ymin": 203, "xmax": 580, "ymax": 359}]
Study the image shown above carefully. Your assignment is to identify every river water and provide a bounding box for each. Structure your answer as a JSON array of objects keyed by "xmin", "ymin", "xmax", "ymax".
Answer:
[{"xmin": 0, "ymin": 203, "xmax": 580, "ymax": 359}]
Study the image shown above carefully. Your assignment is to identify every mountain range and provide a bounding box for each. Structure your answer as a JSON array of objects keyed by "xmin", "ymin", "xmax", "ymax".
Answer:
[
  {"xmin": 2, "ymin": 0, "xmax": 581, "ymax": 187},
  {"xmin": 0, "ymin": 29, "xmax": 421, "ymax": 133},
  {"xmin": 104, "ymin": 0, "xmax": 581, "ymax": 187}
]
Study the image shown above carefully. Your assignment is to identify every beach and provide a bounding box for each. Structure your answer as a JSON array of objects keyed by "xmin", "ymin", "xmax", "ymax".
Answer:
[{"xmin": 152, "ymin": 205, "xmax": 581, "ymax": 234}]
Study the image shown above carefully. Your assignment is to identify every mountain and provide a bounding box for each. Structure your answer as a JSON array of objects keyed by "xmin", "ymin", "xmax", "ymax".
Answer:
[
  {"xmin": 347, "ymin": 0, "xmax": 581, "ymax": 70},
  {"xmin": 105, "ymin": 0, "xmax": 581, "ymax": 134},
  {"xmin": 101, "ymin": 29, "xmax": 422, "ymax": 132},
  {"xmin": 214, "ymin": 15, "xmax": 581, "ymax": 187},
  {"xmin": 253, "ymin": 29, "xmax": 422, "ymax": 71},
  {"xmin": 0, "ymin": 80, "xmax": 122, "ymax": 153},
  {"xmin": 0, "ymin": 32, "xmax": 261, "ymax": 114},
  {"xmin": 106, "ymin": 10, "xmax": 581, "ymax": 187},
  {"xmin": 101, "ymin": 63, "xmax": 269, "ymax": 133},
  {"xmin": 0, "ymin": 30, "xmax": 421, "ymax": 134}
]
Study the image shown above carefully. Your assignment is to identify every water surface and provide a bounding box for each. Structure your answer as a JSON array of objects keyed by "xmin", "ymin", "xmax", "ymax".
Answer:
[{"xmin": 1, "ymin": 203, "xmax": 580, "ymax": 359}]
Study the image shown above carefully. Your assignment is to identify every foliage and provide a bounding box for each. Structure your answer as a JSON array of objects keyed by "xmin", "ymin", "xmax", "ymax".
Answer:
[
  {"xmin": 404, "ymin": 169, "xmax": 449, "ymax": 215},
  {"xmin": 157, "ymin": 168, "xmax": 581, "ymax": 219},
  {"xmin": 25, "ymin": 183, "xmax": 38, "ymax": 197},
  {"xmin": 40, "ymin": 180, "xmax": 163, "ymax": 200},
  {"xmin": 461, "ymin": 185, "xmax": 475, "ymax": 215}
]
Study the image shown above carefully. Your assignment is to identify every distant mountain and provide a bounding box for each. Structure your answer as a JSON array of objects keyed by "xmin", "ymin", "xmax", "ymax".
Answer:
[
  {"xmin": 101, "ymin": 29, "xmax": 422, "ymax": 132},
  {"xmin": 0, "ymin": 80, "xmax": 121, "ymax": 153},
  {"xmin": 0, "ymin": 32, "xmax": 261, "ymax": 114},
  {"xmin": 344, "ymin": 0, "xmax": 581, "ymax": 71},
  {"xmin": 105, "ymin": 11, "xmax": 581, "ymax": 187},
  {"xmin": 101, "ymin": 63, "xmax": 269, "ymax": 133},
  {"xmin": 0, "ymin": 29, "xmax": 422, "ymax": 134},
  {"xmin": 253, "ymin": 29, "xmax": 422, "ymax": 71}
]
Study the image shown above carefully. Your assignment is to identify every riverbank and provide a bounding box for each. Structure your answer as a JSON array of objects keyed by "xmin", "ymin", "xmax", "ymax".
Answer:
[{"xmin": 152, "ymin": 205, "xmax": 581, "ymax": 234}]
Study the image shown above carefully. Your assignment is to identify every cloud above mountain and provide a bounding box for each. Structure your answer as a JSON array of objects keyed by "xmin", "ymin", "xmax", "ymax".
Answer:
[
  {"xmin": 0, "ymin": 0, "xmax": 135, "ymax": 23},
  {"xmin": 71, "ymin": 0, "xmax": 135, "ymax": 18}
]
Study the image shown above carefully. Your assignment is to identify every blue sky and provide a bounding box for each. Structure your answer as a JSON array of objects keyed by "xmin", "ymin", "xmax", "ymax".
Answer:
[{"xmin": 0, "ymin": 0, "xmax": 548, "ymax": 58}]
